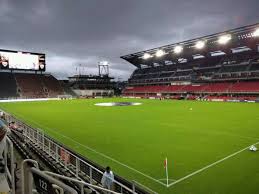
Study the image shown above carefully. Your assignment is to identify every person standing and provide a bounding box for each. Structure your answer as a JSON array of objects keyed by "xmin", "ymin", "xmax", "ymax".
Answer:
[{"xmin": 101, "ymin": 166, "xmax": 114, "ymax": 192}]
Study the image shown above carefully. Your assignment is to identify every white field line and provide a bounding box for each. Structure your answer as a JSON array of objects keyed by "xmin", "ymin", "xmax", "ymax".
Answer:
[
  {"xmin": 168, "ymin": 141, "xmax": 259, "ymax": 187},
  {"xmin": 8, "ymin": 111, "xmax": 167, "ymax": 187},
  {"xmin": 133, "ymin": 180, "xmax": 159, "ymax": 194},
  {"xmin": 158, "ymin": 178, "xmax": 176, "ymax": 181}
]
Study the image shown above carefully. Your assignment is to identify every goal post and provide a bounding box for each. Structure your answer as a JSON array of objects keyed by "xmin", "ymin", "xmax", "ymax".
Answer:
[{"xmin": 57, "ymin": 95, "xmax": 73, "ymax": 100}]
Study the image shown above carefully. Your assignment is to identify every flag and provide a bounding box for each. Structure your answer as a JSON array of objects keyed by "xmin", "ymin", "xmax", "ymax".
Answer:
[
  {"xmin": 164, "ymin": 157, "xmax": 169, "ymax": 186},
  {"xmin": 164, "ymin": 158, "xmax": 167, "ymax": 169}
]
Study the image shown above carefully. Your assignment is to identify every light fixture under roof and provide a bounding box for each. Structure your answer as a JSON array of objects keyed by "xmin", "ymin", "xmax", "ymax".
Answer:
[
  {"xmin": 252, "ymin": 28, "xmax": 259, "ymax": 37},
  {"xmin": 174, "ymin": 45, "xmax": 183, "ymax": 54},
  {"xmin": 143, "ymin": 53, "xmax": 152, "ymax": 59},
  {"xmin": 156, "ymin": 49, "xmax": 165, "ymax": 57},
  {"xmin": 195, "ymin": 41, "xmax": 205, "ymax": 49},
  {"xmin": 218, "ymin": 34, "xmax": 232, "ymax": 44}
]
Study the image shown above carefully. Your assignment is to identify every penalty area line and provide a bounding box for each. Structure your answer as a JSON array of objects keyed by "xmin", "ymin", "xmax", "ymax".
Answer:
[
  {"xmin": 9, "ymin": 111, "xmax": 167, "ymax": 187},
  {"xmin": 168, "ymin": 141, "xmax": 259, "ymax": 187}
]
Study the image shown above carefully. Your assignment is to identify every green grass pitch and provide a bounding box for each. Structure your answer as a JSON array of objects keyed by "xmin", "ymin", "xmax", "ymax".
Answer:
[{"xmin": 1, "ymin": 98, "xmax": 259, "ymax": 194}]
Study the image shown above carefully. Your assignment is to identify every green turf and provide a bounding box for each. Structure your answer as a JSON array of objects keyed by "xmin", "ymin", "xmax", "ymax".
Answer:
[{"xmin": 1, "ymin": 98, "xmax": 259, "ymax": 194}]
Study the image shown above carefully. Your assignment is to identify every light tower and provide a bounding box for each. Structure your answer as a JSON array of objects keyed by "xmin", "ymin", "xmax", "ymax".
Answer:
[{"xmin": 98, "ymin": 61, "xmax": 109, "ymax": 76}]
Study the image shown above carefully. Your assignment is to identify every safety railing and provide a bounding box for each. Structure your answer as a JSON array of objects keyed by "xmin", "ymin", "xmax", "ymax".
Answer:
[
  {"xmin": 5, "ymin": 113, "xmax": 152, "ymax": 194},
  {"xmin": 22, "ymin": 159, "xmax": 78, "ymax": 194},
  {"xmin": 21, "ymin": 159, "xmax": 129, "ymax": 194},
  {"xmin": 3, "ymin": 136, "xmax": 15, "ymax": 194}
]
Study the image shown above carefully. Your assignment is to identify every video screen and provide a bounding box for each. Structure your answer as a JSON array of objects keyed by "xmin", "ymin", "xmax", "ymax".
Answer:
[{"xmin": 0, "ymin": 50, "xmax": 45, "ymax": 71}]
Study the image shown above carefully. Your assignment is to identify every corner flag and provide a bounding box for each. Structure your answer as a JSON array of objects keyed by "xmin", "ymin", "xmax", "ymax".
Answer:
[
  {"xmin": 164, "ymin": 158, "xmax": 167, "ymax": 168},
  {"xmin": 164, "ymin": 158, "xmax": 169, "ymax": 186}
]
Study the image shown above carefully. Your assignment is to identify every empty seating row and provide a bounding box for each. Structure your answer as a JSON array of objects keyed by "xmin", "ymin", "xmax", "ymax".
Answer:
[
  {"xmin": 0, "ymin": 73, "xmax": 19, "ymax": 98},
  {"xmin": 231, "ymin": 82, "xmax": 259, "ymax": 92},
  {"xmin": 41, "ymin": 75, "xmax": 64, "ymax": 97},
  {"xmin": 123, "ymin": 81, "xmax": 259, "ymax": 94},
  {"xmin": 15, "ymin": 74, "xmax": 46, "ymax": 98},
  {"xmin": 129, "ymin": 52, "xmax": 259, "ymax": 85},
  {"xmin": 0, "ymin": 72, "xmax": 64, "ymax": 99},
  {"xmin": 219, "ymin": 65, "xmax": 248, "ymax": 73}
]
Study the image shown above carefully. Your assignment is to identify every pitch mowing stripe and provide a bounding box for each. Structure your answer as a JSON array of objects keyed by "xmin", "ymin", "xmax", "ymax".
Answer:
[
  {"xmin": 8, "ymin": 111, "xmax": 167, "ymax": 187},
  {"xmin": 168, "ymin": 141, "xmax": 259, "ymax": 188}
]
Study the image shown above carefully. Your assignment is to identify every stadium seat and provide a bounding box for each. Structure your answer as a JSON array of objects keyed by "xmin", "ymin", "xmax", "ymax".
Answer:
[
  {"xmin": 15, "ymin": 73, "xmax": 46, "ymax": 98},
  {"xmin": 15, "ymin": 73, "xmax": 64, "ymax": 98},
  {"xmin": 0, "ymin": 72, "xmax": 19, "ymax": 98},
  {"xmin": 230, "ymin": 81, "xmax": 259, "ymax": 93},
  {"xmin": 41, "ymin": 75, "xmax": 64, "ymax": 97}
]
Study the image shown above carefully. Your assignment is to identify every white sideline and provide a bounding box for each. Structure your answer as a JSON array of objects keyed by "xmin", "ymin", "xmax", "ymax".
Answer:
[
  {"xmin": 168, "ymin": 141, "xmax": 259, "ymax": 187},
  {"xmin": 7, "ymin": 111, "xmax": 167, "ymax": 187}
]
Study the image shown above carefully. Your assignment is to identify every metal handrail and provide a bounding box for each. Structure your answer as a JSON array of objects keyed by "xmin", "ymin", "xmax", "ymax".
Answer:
[
  {"xmin": 4, "ymin": 136, "xmax": 15, "ymax": 194},
  {"xmin": 5, "ymin": 113, "xmax": 145, "ymax": 194},
  {"xmin": 21, "ymin": 159, "xmax": 78, "ymax": 194},
  {"xmin": 21, "ymin": 159, "xmax": 39, "ymax": 194},
  {"xmin": 44, "ymin": 171, "xmax": 123, "ymax": 194}
]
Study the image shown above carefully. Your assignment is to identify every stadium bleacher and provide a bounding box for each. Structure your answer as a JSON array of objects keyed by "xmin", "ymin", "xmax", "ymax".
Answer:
[
  {"xmin": 127, "ymin": 51, "xmax": 259, "ymax": 86},
  {"xmin": 0, "ymin": 73, "xmax": 64, "ymax": 99},
  {"xmin": 41, "ymin": 74, "xmax": 64, "ymax": 97},
  {"xmin": 0, "ymin": 72, "xmax": 19, "ymax": 99},
  {"xmin": 123, "ymin": 81, "xmax": 259, "ymax": 95},
  {"xmin": 15, "ymin": 73, "xmax": 46, "ymax": 98},
  {"xmin": 205, "ymin": 82, "xmax": 233, "ymax": 93},
  {"xmin": 230, "ymin": 81, "xmax": 259, "ymax": 93},
  {"xmin": 121, "ymin": 24, "xmax": 259, "ymax": 100}
]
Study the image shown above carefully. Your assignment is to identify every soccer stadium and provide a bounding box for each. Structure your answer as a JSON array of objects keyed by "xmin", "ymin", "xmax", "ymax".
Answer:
[{"xmin": 0, "ymin": 2, "xmax": 259, "ymax": 194}]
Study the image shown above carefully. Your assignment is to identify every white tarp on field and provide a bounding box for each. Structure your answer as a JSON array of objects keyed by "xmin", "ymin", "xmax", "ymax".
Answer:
[
  {"xmin": 0, "ymin": 98, "xmax": 60, "ymax": 103},
  {"xmin": 95, "ymin": 102, "xmax": 142, "ymax": 107}
]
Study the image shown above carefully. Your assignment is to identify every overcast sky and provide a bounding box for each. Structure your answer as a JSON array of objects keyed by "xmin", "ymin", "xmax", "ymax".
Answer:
[{"xmin": 0, "ymin": 0, "xmax": 258, "ymax": 80}]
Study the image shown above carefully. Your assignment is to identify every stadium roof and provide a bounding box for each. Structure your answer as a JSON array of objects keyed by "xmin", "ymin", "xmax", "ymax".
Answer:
[{"xmin": 121, "ymin": 23, "xmax": 259, "ymax": 68}]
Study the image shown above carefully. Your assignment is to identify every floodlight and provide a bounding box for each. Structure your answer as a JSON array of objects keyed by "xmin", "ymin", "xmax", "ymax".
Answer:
[
  {"xmin": 218, "ymin": 34, "xmax": 231, "ymax": 44},
  {"xmin": 156, "ymin": 50, "xmax": 165, "ymax": 57},
  {"xmin": 100, "ymin": 61, "xmax": 109, "ymax": 65},
  {"xmin": 174, "ymin": 45, "xmax": 183, "ymax": 54},
  {"xmin": 143, "ymin": 53, "xmax": 152, "ymax": 59},
  {"xmin": 252, "ymin": 28, "xmax": 259, "ymax": 37},
  {"xmin": 195, "ymin": 41, "xmax": 205, "ymax": 49}
]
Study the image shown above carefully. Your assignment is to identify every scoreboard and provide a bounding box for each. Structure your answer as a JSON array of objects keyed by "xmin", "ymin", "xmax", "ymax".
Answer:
[{"xmin": 0, "ymin": 49, "xmax": 46, "ymax": 71}]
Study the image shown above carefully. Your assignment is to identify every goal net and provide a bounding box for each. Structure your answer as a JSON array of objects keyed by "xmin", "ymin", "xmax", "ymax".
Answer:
[{"xmin": 57, "ymin": 95, "xmax": 73, "ymax": 100}]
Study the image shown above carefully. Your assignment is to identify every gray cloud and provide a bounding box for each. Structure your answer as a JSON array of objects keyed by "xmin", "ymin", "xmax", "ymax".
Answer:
[{"xmin": 0, "ymin": 0, "xmax": 258, "ymax": 80}]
